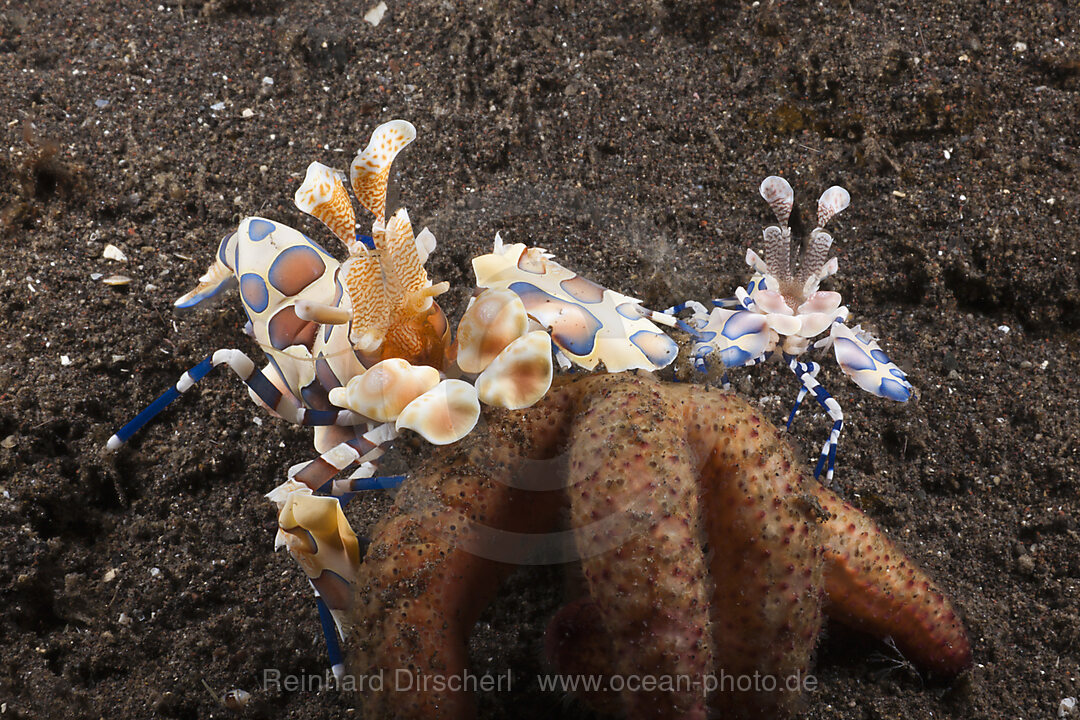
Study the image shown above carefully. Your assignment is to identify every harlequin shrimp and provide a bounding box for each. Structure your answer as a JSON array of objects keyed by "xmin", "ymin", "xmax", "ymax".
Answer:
[
  {"xmin": 668, "ymin": 176, "xmax": 913, "ymax": 482},
  {"xmin": 107, "ymin": 119, "xmax": 678, "ymax": 678}
]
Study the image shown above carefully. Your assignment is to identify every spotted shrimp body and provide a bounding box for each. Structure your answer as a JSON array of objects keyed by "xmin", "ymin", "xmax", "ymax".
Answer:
[
  {"xmin": 109, "ymin": 121, "xmax": 459, "ymax": 678},
  {"xmin": 178, "ymin": 218, "xmax": 373, "ymax": 440},
  {"xmin": 669, "ymin": 176, "xmax": 913, "ymax": 482},
  {"xmin": 108, "ymin": 119, "xmax": 680, "ymax": 680},
  {"xmin": 471, "ymin": 236, "xmax": 680, "ymax": 373},
  {"xmin": 108, "ymin": 121, "xmax": 449, "ymax": 459}
]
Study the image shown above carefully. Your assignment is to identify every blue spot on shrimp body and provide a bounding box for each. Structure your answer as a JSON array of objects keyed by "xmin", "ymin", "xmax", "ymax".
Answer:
[
  {"xmin": 870, "ymin": 348, "xmax": 892, "ymax": 365},
  {"xmin": 722, "ymin": 310, "xmax": 768, "ymax": 341},
  {"xmin": 879, "ymin": 377, "xmax": 912, "ymax": 402},
  {"xmin": 629, "ymin": 330, "xmax": 679, "ymax": 367},
  {"xmin": 268, "ymin": 246, "xmax": 326, "ymax": 296},
  {"xmin": 834, "ymin": 337, "xmax": 875, "ymax": 372},
  {"xmin": 248, "ymin": 219, "xmax": 276, "ymax": 241},
  {"xmin": 239, "ymin": 273, "xmax": 270, "ymax": 313}
]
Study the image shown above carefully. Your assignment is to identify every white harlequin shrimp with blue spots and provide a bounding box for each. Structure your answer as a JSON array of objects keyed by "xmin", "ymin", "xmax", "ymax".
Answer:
[
  {"xmin": 107, "ymin": 119, "xmax": 681, "ymax": 681},
  {"xmin": 668, "ymin": 176, "xmax": 913, "ymax": 482}
]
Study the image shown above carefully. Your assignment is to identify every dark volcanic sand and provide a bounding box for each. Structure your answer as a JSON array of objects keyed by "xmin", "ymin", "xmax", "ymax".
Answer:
[{"xmin": 1, "ymin": 0, "xmax": 1078, "ymax": 718}]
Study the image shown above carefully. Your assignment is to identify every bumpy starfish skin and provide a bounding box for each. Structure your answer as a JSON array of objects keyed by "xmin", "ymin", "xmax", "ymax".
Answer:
[
  {"xmin": 350, "ymin": 374, "xmax": 970, "ymax": 719},
  {"xmin": 565, "ymin": 377, "xmax": 718, "ymax": 718},
  {"xmin": 813, "ymin": 488, "xmax": 973, "ymax": 677},
  {"xmin": 351, "ymin": 383, "xmax": 577, "ymax": 719}
]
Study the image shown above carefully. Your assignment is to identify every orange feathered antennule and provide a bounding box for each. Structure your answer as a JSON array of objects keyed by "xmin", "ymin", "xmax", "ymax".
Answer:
[
  {"xmin": 342, "ymin": 250, "xmax": 390, "ymax": 354},
  {"xmin": 293, "ymin": 120, "xmax": 451, "ymax": 369},
  {"xmin": 380, "ymin": 208, "xmax": 442, "ymax": 315},
  {"xmin": 347, "ymin": 208, "xmax": 450, "ymax": 367},
  {"xmin": 350, "ymin": 119, "xmax": 417, "ymax": 223},
  {"xmin": 294, "ymin": 162, "xmax": 359, "ymax": 252}
]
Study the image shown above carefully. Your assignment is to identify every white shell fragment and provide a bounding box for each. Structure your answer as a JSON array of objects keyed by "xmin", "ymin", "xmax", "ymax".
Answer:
[
  {"xmin": 102, "ymin": 274, "xmax": 132, "ymax": 286},
  {"xmin": 456, "ymin": 288, "xmax": 529, "ymax": 374},
  {"xmin": 759, "ymin": 176, "xmax": 794, "ymax": 226},
  {"xmin": 395, "ymin": 379, "xmax": 481, "ymax": 445},
  {"xmin": 816, "ymin": 185, "xmax": 851, "ymax": 227},
  {"xmin": 103, "ymin": 243, "xmax": 127, "ymax": 262},
  {"xmin": 476, "ymin": 331, "xmax": 554, "ymax": 410},
  {"xmin": 364, "ymin": 1, "xmax": 387, "ymax": 26},
  {"xmin": 328, "ymin": 358, "xmax": 440, "ymax": 423},
  {"xmin": 222, "ymin": 689, "xmax": 251, "ymax": 710}
]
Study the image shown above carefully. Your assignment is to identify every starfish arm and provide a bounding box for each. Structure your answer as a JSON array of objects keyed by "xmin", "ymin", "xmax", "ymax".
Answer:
[
  {"xmin": 811, "ymin": 485, "xmax": 973, "ymax": 677},
  {"xmin": 567, "ymin": 377, "xmax": 713, "ymax": 719},
  {"xmin": 544, "ymin": 598, "xmax": 623, "ymax": 713},
  {"xmin": 551, "ymin": 378, "xmax": 826, "ymax": 718},
  {"xmin": 350, "ymin": 375, "xmax": 971, "ymax": 720},
  {"xmin": 350, "ymin": 385, "xmax": 578, "ymax": 719},
  {"xmin": 682, "ymin": 384, "xmax": 826, "ymax": 717}
]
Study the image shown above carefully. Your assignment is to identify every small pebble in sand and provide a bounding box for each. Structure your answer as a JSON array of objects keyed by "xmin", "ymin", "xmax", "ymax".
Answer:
[
  {"xmin": 365, "ymin": 1, "xmax": 387, "ymax": 26},
  {"xmin": 223, "ymin": 689, "xmax": 251, "ymax": 710},
  {"xmin": 103, "ymin": 243, "xmax": 127, "ymax": 262}
]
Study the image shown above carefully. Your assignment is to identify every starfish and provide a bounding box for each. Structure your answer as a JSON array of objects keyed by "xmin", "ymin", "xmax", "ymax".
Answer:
[{"xmin": 350, "ymin": 373, "xmax": 971, "ymax": 718}]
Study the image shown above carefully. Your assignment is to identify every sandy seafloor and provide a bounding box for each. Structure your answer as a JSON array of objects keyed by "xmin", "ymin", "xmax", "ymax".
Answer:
[{"xmin": 1, "ymin": 0, "xmax": 1078, "ymax": 718}]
